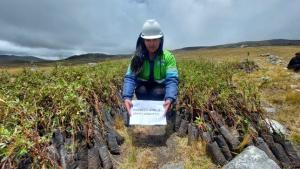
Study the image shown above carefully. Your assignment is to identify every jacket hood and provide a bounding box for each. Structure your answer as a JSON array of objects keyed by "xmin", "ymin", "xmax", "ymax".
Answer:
[{"xmin": 136, "ymin": 33, "xmax": 164, "ymax": 58}]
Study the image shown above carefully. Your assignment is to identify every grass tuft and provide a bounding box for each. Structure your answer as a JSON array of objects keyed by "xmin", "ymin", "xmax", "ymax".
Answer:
[
  {"xmin": 290, "ymin": 132, "xmax": 300, "ymax": 144},
  {"xmin": 177, "ymin": 137, "xmax": 216, "ymax": 169},
  {"xmin": 285, "ymin": 91, "xmax": 300, "ymax": 104}
]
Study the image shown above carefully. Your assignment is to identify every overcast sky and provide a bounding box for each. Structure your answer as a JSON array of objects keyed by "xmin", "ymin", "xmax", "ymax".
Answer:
[{"xmin": 0, "ymin": 0, "xmax": 299, "ymax": 59}]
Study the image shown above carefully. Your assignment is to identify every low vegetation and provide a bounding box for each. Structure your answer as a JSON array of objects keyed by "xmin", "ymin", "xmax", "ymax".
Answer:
[{"xmin": 0, "ymin": 46, "xmax": 299, "ymax": 168}]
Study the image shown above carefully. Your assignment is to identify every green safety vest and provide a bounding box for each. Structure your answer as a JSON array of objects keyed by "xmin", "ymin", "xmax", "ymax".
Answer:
[{"xmin": 127, "ymin": 49, "xmax": 178, "ymax": 83}]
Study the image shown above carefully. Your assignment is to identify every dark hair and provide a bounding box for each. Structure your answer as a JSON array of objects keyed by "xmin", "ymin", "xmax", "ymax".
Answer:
[
  {"xmin": 130, "ymin": 34, "xmax": 164, "ymax": 74},
  {"xmin": 130, "ymin": 38, "xmax": 145, "ymax": 74},
  {"xmin": 295, "ymin": 52, "xmax": 300, "ymax": 56}
]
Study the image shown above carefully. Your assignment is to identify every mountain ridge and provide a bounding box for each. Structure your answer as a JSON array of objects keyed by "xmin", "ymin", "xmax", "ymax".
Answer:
[
  {"xmin": 175, "ymin": 39, "xmax": 300, "ymax": 51},
  {"xmin": 1, "ymin": 39, "xmax": 300, "ymax": 66}
]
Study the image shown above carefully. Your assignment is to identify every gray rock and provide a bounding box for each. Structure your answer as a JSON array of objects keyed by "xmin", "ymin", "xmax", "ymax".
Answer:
[
  {"xmin": 290, "ymin": 84, "xmax": 300, "ymax": 90},
  {"xmin": 46, "ymin": 145, "xmax": 59, "ymax": 164},
  {"xmin": 87, "ymin": 62, "xmax": 97, "ymax": 66},
  {"xmin": 223, "ymin": 146, "xmax": 280, "ymax": 169},
  {"xmin": 260, "ymin": 76, "xmax": 271, "ymax": 82},
  {"xmin": 161, "ymin": 162, "xmax": 184, "ymax": 169},
  {"xmin": 262, "ymin": 107, "xmax": 277, "ymax": 114},
  {"xmin": 292, "ymin": 74, "xmax": 300, "ymax": 80},
  {"xmin": 267, "ymin": 55, "xmax": 282, "ymax": 65},
  {"xmin": 265, "ymin": 119, "xmax": 287, "ymax": 134}
]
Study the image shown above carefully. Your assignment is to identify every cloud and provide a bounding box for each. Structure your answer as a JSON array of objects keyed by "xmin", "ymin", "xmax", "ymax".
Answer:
[
  {"xmin": 0, "ymin": 39, "xmax": 85, "ymax": 60},
  {"xmin": 0, "ymin": 0, "xmax": 299, "ymax": 58}
]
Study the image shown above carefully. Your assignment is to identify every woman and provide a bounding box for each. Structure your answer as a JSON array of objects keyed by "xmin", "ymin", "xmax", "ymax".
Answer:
[{"xmin": 122, "ymin": 19, "xmax": 179, "ymax": 116}]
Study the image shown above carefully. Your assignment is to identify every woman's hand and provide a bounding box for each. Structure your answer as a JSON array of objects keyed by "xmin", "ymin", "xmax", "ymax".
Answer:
[
  {"xmin": 124, "ymin": 99, "xmax": 133, "ymax": 116},
  {"xmin": 163, "ymin": 99, "xmax": 172, "ymax": 115}
]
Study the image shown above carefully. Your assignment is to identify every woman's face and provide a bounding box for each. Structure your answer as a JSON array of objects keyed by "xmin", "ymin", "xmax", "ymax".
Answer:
[{"xmin": 144, "ymin": 38, "xmax": 160, "ymax": 54}]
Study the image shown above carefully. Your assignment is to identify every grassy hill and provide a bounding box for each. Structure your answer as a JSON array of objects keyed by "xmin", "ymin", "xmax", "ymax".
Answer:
[{"xmin": 0, "ymin": 55, "xmax": 45, "ymax": 65}]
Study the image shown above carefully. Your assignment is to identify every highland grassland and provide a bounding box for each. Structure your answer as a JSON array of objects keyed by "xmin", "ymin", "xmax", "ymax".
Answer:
[{"xmin": 0, "ymin": 45, "xmax": 299, "ymax": 168}]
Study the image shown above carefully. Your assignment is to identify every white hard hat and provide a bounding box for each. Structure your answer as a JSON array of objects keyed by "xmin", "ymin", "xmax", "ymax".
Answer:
[{"xmin": 141, "ymin": 19, "xmax": 163, "ymax": 39}]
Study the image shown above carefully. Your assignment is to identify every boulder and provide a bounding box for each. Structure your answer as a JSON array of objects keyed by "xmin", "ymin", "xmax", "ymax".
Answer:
[
  {"xmin": 262, "ymin": 107, "xmax": 276, "ymax": 114},
  {"xmin": 265, "ymin": 119, "xmax": 287, "ymax": 134},
  {"xmin": 161, "ymin": 162, "xmax": 184, "ymax": 169},
  {"xmin": 223, "ymin": 146, "xmax": 280, "ymax": 169}
]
